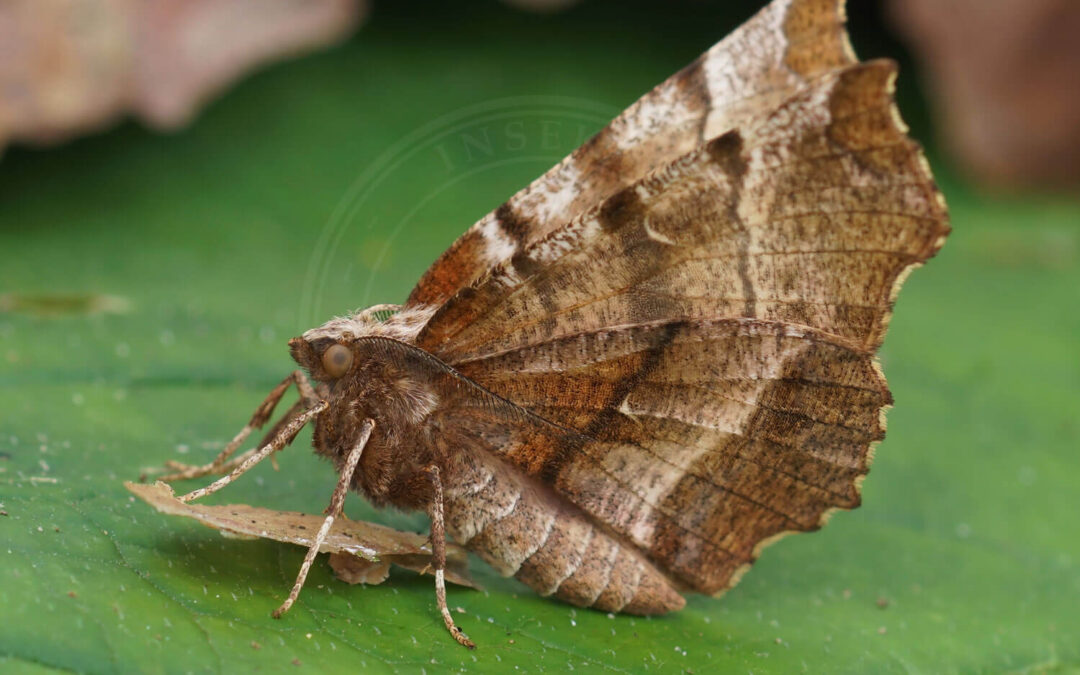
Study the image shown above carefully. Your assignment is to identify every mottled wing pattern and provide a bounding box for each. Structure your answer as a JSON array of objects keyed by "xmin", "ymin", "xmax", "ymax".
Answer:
[
  {"xmin": 448, "ymin": 319, "xmax": 889, "ymax": 594},
  {"xmin": 411, "ymin": 60, "xmax": 948, "ymax": 595},
  {"xmin": 416, "ymin": 63, "xmax": 948, "ymax": 357},
  {"xmin": 407, "ymin": 0, "xmax": 856, "ymax": 307}
]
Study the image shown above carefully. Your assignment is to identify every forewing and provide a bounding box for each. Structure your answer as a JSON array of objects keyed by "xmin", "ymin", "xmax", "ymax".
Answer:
[
  {"xmin": 407, "ymin": 0, "xmax": 856, "ymax": 307},
  {"xmin": 415, "ymin": 61, "xmax": 948, "ymax": 360}
]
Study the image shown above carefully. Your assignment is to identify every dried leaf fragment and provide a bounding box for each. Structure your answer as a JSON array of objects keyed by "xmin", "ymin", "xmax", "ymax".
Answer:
[
  {"xmin": 125, "ymin": 481, "xmax": 476, "ymax": 589},
  {"xmin": 327, "ymin": 554, "xmax": 390, "ymax": 585}
]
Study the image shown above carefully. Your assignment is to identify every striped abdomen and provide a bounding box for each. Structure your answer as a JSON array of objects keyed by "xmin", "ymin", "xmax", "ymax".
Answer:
[{"xmin": 443, "ymin": 449, "xmax": 684, "ymax": 614}]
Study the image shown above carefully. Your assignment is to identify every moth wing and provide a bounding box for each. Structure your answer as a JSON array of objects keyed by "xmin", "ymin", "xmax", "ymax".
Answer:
[
  {"xmin": 356, "ymin": 324, "xmax": 886, "ymax": 597},
  {"xmin": 407, "ymin": 0, "xmax": 856, "ymax": 307},
  {"xmin": 449, "ymin": 319, "xmax": 889, "ymax": 594},
  {"xmin": 408, "ymin": 60, "xmax": 947, "ymax": 594},
  {"xmin": 414, "ymin": 61, "xmax": 948, "ymax": 359}
]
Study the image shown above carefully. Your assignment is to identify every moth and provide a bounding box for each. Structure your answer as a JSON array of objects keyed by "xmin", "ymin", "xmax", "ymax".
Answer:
[{"xmin": 158, "ymin": 0, "xmax": 949, "ymax": 649}]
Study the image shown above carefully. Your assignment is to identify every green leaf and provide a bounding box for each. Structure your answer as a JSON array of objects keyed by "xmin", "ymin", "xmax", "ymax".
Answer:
[{"xmin": 1, "ymin": 6, "xmax": 1078, "ymax": 673}]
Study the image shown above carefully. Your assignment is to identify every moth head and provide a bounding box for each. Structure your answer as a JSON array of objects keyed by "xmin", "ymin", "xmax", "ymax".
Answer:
[
  {"xmin": 288, "ymin": 336, "xmax": 356, "ymax": 383},
  {"xmin": 289, "ymin": 304, "xmax": 437, "ymax": 382},
  {"xmin": 288, "ymin": 313, "xmax": 443, "ymax": 470},
  {"xmin": 287, "ymin": 309, "xmax": 380, "ymax": 382}
]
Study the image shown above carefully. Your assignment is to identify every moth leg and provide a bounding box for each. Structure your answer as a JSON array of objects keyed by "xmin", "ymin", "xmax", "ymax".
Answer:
[
  {"xmin": 169, "ymin": 395, "xmax": 316, "ymax": 480},
  {"xmin": 176, "ymin": 400, "xmax": 327, "ymax": 503},
  {"xmin": 161, "ymin": 370, "xmax": 317, "ymax": 481},
  {"xmin": 273, "ymin": 419, "xmax": 375, "ymax": 619},
  {"xmin": 260, "ymin": 377, "xmax": 324, "ymax": 473},
  {"xmin": 425, "ymin": 464, "xmax": 476, "ymax": 649}
]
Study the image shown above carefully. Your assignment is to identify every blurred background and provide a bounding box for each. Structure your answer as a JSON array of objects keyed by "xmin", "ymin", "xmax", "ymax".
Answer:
[
  {"xmin": 3, "ymin": 0, "xmax": 1079, "ymax": 187},
  {"xmin": 1, "ymin": 1, "xmax": 1077, "ymax": 673}
]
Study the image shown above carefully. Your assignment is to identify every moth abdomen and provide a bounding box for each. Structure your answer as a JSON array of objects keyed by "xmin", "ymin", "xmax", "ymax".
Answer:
[{"xmin": 443, "ymin": 447, "xmax": 683, "ymax": 615}]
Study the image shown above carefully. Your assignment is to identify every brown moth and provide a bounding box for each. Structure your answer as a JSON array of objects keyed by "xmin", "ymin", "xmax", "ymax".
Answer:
[{"xmin": 156, "ymin": 0, "xmax": 949, "ymax": 648}]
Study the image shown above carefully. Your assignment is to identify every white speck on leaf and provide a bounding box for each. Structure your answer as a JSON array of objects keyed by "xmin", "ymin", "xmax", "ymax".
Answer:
[{"xmin": 1018, "ymin": 466, "xmax": 1037, "ymax": 486}]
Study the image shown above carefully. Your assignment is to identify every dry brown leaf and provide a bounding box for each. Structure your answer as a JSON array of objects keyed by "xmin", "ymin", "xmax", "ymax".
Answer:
[
  {"xmin": 125, "ymin": 481, "xmax": 477, "ymax": 589},
  {"xmin": 0, "ymin": 0, "xmax": 366, "ymax": 151}
]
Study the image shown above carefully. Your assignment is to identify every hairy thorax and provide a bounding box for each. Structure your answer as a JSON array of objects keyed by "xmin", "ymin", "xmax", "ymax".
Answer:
[{"xmin": 315, "ymin": 349, "xmax": 441, "ymax": 510}]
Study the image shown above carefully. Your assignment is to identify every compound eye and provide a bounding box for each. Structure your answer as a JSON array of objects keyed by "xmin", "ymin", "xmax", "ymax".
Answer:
[{"xmin": 321, "ymin": 343, "xmax": 353, "ymax": 378}]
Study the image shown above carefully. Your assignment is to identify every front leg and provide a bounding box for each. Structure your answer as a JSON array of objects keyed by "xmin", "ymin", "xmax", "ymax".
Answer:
[
  {"xmin": 273, "ymin": 419, "xmax": 374, "ymax": 618},
  {"xmin": 425, "ymin": 464, "xmax": 476, "ymax": 649},
  {"xmin": 161, "ymin": 370, "xmax": 319, "ymax": 481},
  {"xmin": 177, "ymin": 401, "xmax": 327, "ymax": 503}
]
